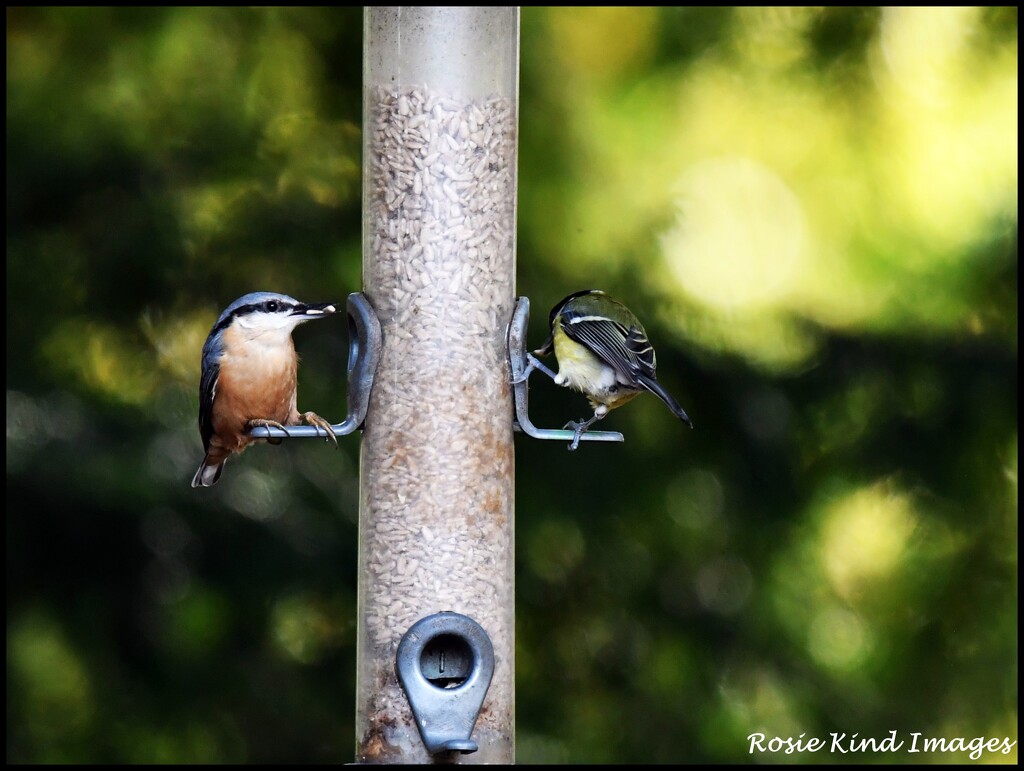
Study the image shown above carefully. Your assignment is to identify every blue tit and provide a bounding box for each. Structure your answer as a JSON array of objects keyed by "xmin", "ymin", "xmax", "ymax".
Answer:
[{"xmin": 531, "ymin": 289, "xmax": 692, "ymax": 449}]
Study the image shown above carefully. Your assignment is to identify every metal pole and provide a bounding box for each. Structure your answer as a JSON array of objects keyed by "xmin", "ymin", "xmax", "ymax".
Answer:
[{"xmin": 356, "ymin": 7, "xmax": 518, "ymax": 764}]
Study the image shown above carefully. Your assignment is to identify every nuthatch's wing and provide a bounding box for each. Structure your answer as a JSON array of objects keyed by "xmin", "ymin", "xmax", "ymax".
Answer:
[{"xmin": 198, "ymin": 341, "xmax": 221, "ymax": 454}]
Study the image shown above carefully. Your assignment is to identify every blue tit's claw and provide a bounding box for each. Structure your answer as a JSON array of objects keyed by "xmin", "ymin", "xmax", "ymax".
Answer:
[
  {"xmin": 529, "ymin": 353, "xmax": 560, "ymax": 381},
  {"xmin": 510, "ymin": 355, "xmax": 535, "ymax": 385},
  {"xmin": 563, "ymin": 419, "xmax": 587, "ymax": 451},
  {"xmin": 512, "ymin": 353, "xmax": 559, "ymax": 385}
]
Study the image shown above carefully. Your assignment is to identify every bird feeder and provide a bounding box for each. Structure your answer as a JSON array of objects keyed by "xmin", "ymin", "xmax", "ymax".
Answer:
[{"xmin": 356, "ymin": 7, "xmax": 518, "ymax": 763}]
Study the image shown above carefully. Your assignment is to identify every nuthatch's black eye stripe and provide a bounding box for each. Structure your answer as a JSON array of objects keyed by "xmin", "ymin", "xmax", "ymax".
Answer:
[{"xmin": 209, "ymin": 301, "xmax": 292, "ymax": 337}]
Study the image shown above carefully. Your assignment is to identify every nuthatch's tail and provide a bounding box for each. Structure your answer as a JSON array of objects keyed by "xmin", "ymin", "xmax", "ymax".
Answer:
[
  {"xmin": 638, "ymin": 373, "xmax": 693, "ymax": 428},
  {"xmin": 191, "ymin": 455, "xmax": 224, "ymax": 487}
]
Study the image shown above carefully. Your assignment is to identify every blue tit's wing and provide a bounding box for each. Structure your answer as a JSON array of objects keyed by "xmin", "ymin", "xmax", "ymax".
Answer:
[
  {"xmin": 560, "ymin": 310, "xmax": 657, "ymax": 384},
  {"xmin": 623, "ymin": 326, "xmax": 657, "ymax": 378}
]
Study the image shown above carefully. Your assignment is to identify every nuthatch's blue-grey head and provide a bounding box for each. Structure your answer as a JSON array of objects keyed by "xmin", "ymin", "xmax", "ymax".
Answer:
[
  {"xmin": 192, "ymin": 291, "xmax": 339, "ymax": 488},
  {"xmin": 208, "ymin": 291, "xmax": 337, "ymax": 344}
]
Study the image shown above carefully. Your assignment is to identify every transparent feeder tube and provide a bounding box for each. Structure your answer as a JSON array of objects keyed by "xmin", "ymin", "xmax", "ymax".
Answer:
[{"xmin": 357, "ymin": 7, "xmax": 518, "ymax": 764}]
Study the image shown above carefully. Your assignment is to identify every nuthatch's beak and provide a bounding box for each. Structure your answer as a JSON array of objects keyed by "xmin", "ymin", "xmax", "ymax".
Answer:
[{"xmin": 291, "ymin": 302, "xmax": 338, "ymax": 318}]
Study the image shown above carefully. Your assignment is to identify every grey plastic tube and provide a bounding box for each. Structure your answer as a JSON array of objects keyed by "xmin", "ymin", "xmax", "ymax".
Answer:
[{"xmin": 356, "ymin": 7, "xmax": 518, "ymax": 764}]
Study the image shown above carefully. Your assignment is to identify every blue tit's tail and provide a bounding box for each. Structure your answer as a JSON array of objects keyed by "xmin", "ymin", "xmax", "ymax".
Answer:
[
  {"xmin": 637, "ymin": 373, "xmax": 692, "ymax": 428},
  {"xmin": 191, "ymin": 455, "xmax": 224, "ymax": 488}
]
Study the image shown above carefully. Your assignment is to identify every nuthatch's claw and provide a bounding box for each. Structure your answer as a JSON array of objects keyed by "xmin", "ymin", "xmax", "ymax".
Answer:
[
  {"xmin": 247, "ymin": 418, "xmax": 291, "ymax": 445},
  {"xmin": 302, "ymin": 411, "xmax": 338, "ymax": 448}
]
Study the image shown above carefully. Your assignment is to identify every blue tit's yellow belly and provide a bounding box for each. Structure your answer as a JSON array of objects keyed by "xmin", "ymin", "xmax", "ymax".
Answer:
[{"xmin": 552, "ymin": 323, "xmax": 639, "ymax": 411}]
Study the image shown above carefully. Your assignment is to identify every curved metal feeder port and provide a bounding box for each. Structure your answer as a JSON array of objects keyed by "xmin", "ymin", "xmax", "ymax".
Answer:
[
  {"xmin": 247, "ymin": 292, "xmax": 381, "ymax": 441},
  {"xmin": 395, "ymin": 612, "xmax": 495, "ymax": 756}
]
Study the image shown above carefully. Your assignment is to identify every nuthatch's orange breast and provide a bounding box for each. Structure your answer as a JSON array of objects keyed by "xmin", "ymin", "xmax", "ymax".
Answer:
[{"xmin": 212, "ymin": 326, "xmax": 299, "ymax": 447}]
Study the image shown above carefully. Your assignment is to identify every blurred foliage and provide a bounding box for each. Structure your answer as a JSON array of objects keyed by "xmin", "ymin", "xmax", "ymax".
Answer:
[{"xmin": 6, "ymin": 6, "xmax": 1017, "ymax": 764}]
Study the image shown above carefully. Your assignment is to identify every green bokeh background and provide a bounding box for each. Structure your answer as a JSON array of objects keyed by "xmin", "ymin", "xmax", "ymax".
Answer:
[{"xmin": 6, "ymin": 7, "xmax": 1017, "ymax": 764}]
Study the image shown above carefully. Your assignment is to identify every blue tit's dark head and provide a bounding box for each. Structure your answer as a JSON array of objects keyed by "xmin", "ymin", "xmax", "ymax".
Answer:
[
  {"xmin": 547, "ymin": 289, "xmax": 605, "ymax": 330},
  {"xmin": 533, "ymin": 289, "xmax": 605, "ymax": 356}
]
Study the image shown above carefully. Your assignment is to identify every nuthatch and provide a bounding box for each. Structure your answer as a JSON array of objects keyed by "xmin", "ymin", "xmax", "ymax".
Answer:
[
  {"xmin": 522, "ymin": 289, "xmax": 692, "ymax": 450},
  {"xmin": 191, "ymin": 291, "xmax": 339, "ymax": 488}
]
